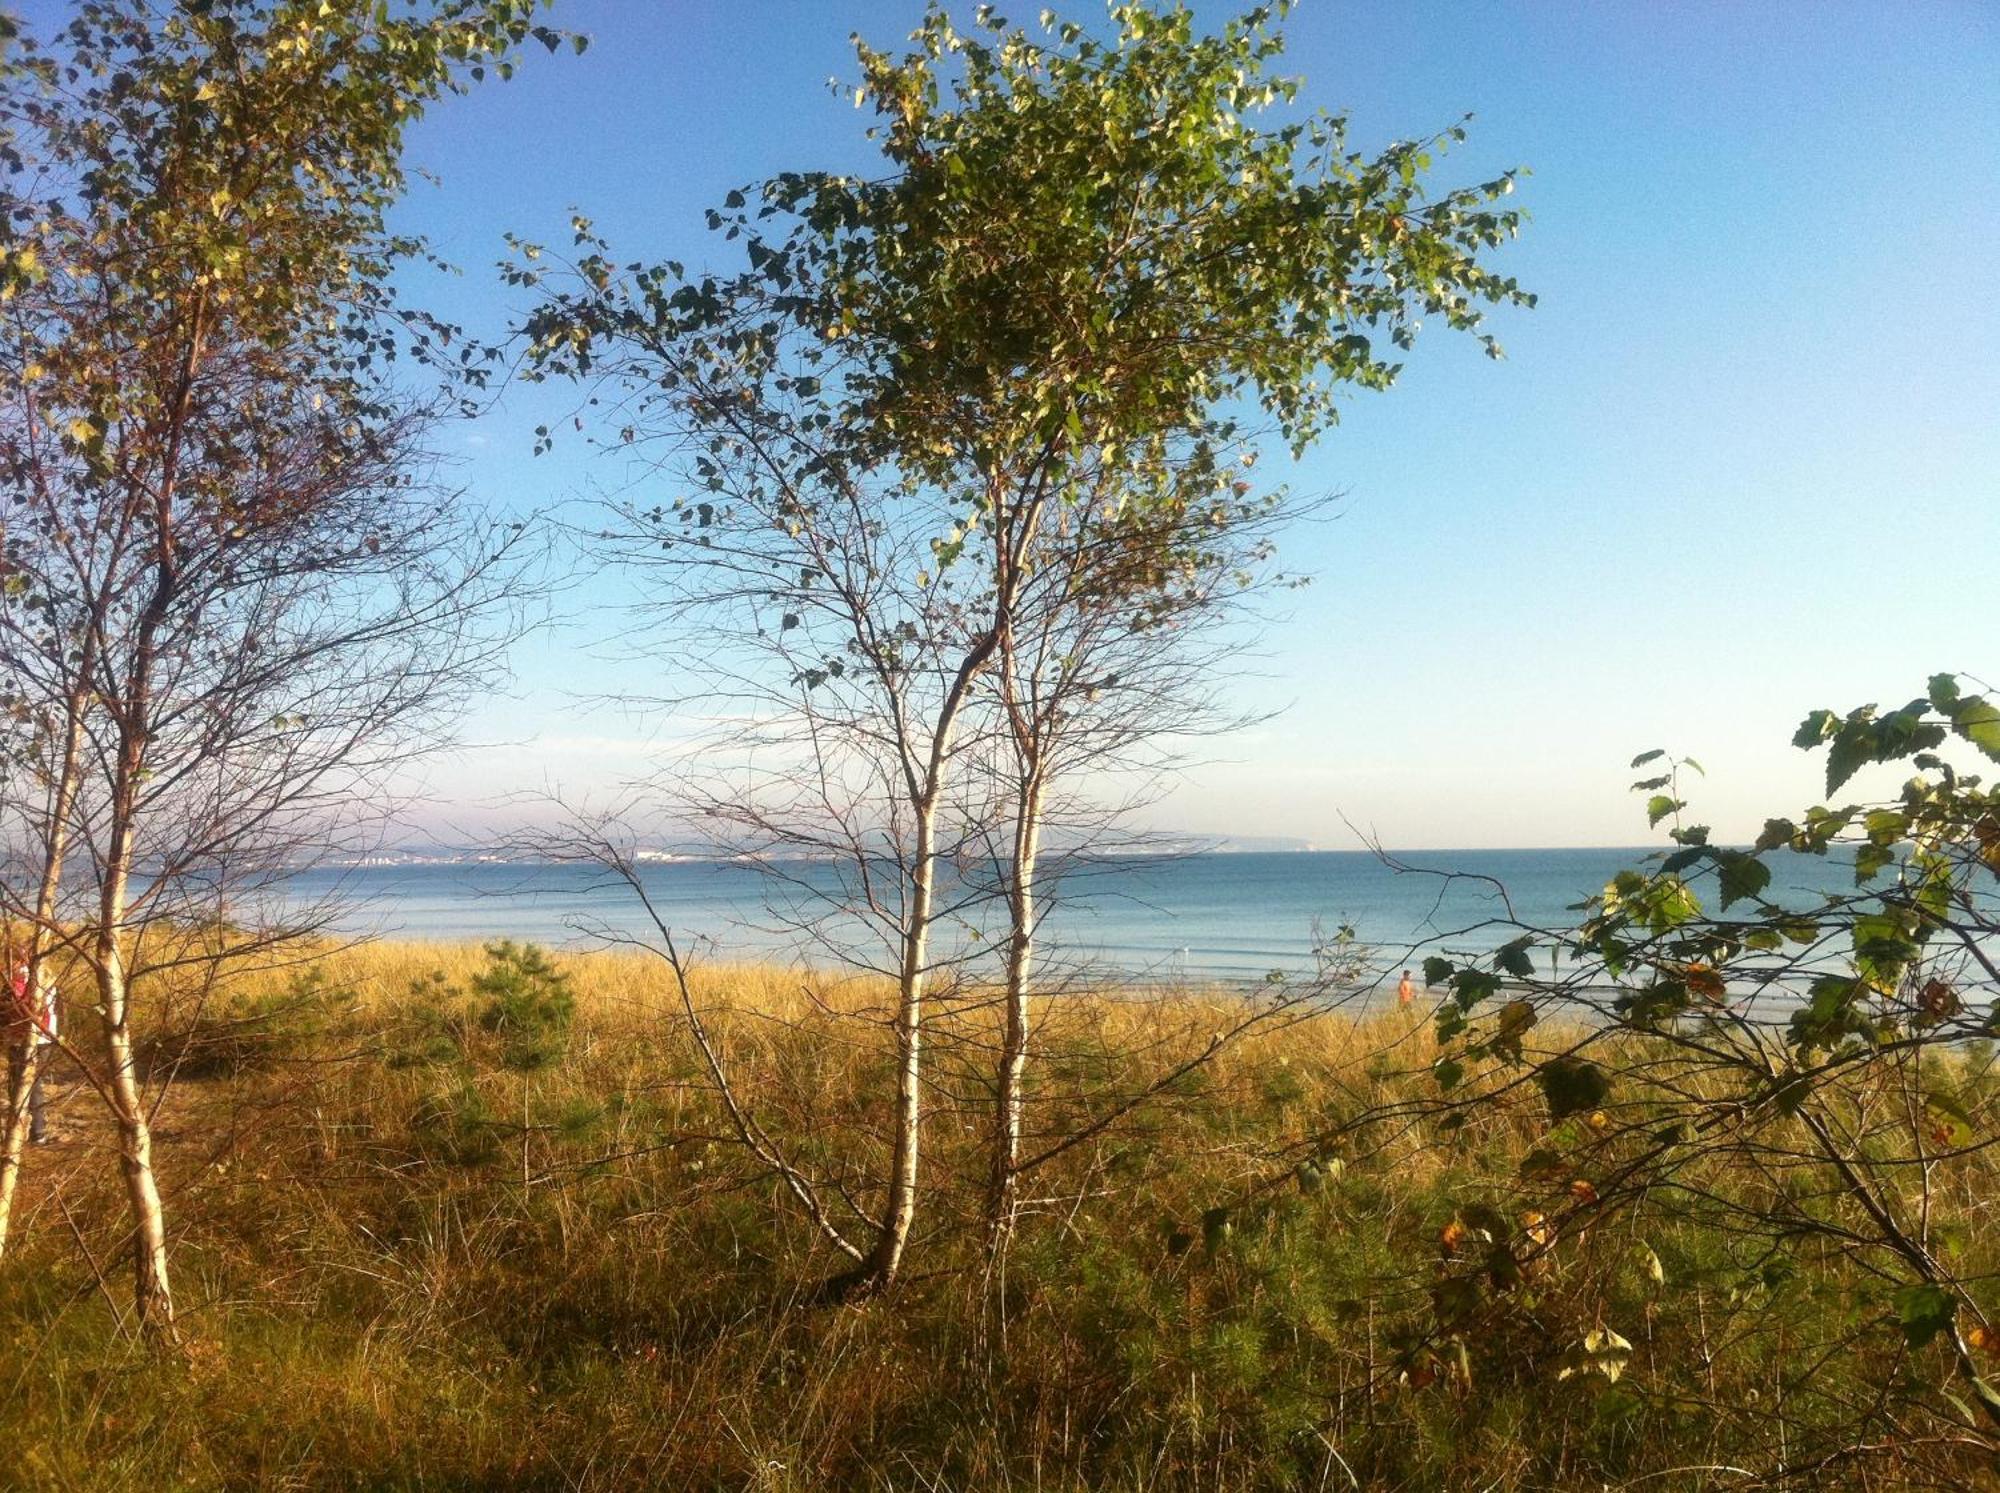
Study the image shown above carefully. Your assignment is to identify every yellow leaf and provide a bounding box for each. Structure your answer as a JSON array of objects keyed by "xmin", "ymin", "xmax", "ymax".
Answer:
[{"xmin": 1636, "ymin": 1242, "xmax": 1666, "ymax": 1285}]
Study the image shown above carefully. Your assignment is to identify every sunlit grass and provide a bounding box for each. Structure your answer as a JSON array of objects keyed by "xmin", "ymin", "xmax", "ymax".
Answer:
[{"xmin": 0, "ymin": 940, "xmax": 1988, "ymax": 1489}]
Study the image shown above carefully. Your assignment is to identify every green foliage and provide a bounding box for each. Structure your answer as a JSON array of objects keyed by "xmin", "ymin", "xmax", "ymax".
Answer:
[
  {"xmin": 472, "ymin": 940, "xmax": 575, "ymax": 1071},
  {"xmin": 1535, "ymin": 1055, "xmax": 1611, "ymax": 1118},
  {"xmin": 1894, "ymin": 1283, "xmax": 1955, "ymax": 1349},
  {"xmin": 4, "ymin": 0, "xmax": 580, "ymax": 461},
  {"xmin": 387, "ymin": 967, "xmax": 477, "ymax": 1069},
  {"xmin": 1419, "ymin": 673, "xmax": 2000, "ymax": 1455},
  {"xmin": 505, "ymin": 2, "xmax": 1535, "ymax": 1309},
  {"xmin": 517, "ymin": 0, "xmax": 1532, "ymax": 635},
  {"xmin": 156, "ymin": 964, "xmax": 348, "ymax": 1080},
  {"xmin": 409, "ymin": 1078, "xmax": 504, "ymax": 1166}
]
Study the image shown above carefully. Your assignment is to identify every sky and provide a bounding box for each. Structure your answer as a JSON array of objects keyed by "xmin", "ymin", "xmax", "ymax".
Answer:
[{"xmin": 38, "ymin": 0, "xmax": 2000, "ymax": 849}]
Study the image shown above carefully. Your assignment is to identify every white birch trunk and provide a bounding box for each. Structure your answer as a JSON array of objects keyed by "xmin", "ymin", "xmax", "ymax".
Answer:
[
  {"xmin": 0, "ymin": 669, "xmax": 90, "ymax": 1258},
  {"xmin": 988, "ymin": 771, "xmax": 1043, "ymax": 1250},
  {"xmin": 98, "ymin": 850, "xmax": 174, "ymax": 1335}
]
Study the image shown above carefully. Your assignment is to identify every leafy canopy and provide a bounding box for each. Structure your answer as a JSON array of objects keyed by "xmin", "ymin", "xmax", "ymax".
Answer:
[
  {"xmin": 0, "ymin": 0, "xmax": 578, "ymax": 489},
  {"xmin": 517, "ymin": 0, "xmax": 1531, "ymax": 589}
]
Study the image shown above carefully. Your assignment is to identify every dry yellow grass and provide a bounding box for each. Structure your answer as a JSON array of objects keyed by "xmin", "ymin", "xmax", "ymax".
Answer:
[{"xmin": 0, "ymin": 936, "xmax": 1990, "ymax": 1489}]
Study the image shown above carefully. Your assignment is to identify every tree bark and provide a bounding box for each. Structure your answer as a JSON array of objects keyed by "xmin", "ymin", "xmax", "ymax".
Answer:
[
  {"xmin": 987, "ymin": 768, "xmax": 1044, "ymax": 1252},
  {"xmin": 97, "ymin": 571, "xmax": 178, "ymax": 1337},
  {"xmin": 97, "ymin": 840, "xmax": 174, "ymax": 1337},
  {"xmin": 0, "ymin": 1043, "xmax": 44, "ymax": 1259},
  {"xmin": 0, "ymin": 657, "xmax": 91, "ymax": 1258},
  {"xmin": 847, "ymin": 628, "xmax": 1001, "ymax": 1295},
  {"xmin": 858, "ymin": 790, "xmax": 941, "ymax": 1292}
]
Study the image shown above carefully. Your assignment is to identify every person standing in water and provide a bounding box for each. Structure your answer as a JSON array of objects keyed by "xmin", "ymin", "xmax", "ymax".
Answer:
[{"xmin": 1397, "ymin": 969, "xmax": 1417, "ymax": 1006}]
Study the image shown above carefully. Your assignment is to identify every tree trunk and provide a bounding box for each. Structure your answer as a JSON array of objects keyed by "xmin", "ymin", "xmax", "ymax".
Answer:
[
  {"xmin": 856, "ymin": 788, "xmax": 942, "ymax": 1293},
  {"xmin": 94, "ymin": 311, "xmax": 192, "ymax": 1338},
  {"xmin": 96, "ymin": 657, "xmax": 176, "ymax": 1337},
  {"xmin": 988, "ymin": 770, "xmax": 1044, "ymax": 1252},
  {"xmin": 97, "ymin": 858, "xmax": 174, "ymax": 1336},
  {"xmin": 0, "ymin": 1043, "xmax": 45, "ymax": 1259},
  {"xmin": 0, "ymin": 666, "xmax": 90, "ymax": 1259},
  {"xmin": 845, "ymin": 625, "xmax": 1001, "ymax": 1295}
]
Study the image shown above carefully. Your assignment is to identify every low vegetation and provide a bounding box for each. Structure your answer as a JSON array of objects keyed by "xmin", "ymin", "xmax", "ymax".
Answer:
[{"xmin": 2, "ymin": 938, "xmax": 1994, "ymax": 1490}]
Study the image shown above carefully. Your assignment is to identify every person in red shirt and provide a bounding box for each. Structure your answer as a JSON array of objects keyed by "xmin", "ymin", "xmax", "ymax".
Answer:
[{"xmin": 5, "ymin": 935, "xmax": 57, "ymax": 1145}]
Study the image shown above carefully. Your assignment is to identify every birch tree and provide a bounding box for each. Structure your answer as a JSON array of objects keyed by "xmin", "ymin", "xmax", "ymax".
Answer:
[
  {"xmin": 0, "ymin": 0, "xmax": 565, "ymax": 1335},
  {"xmin": 519, "ymin": 0, "xmax": 1530, "ymax": 1294}
]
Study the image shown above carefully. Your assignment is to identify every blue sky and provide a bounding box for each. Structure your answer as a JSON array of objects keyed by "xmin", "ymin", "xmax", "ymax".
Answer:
[{"xmin": 40, "ymin": 0, "xmax": 2000, "ymax": 848}]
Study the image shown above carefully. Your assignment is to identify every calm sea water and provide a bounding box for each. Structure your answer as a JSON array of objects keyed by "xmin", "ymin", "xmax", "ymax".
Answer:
[{"xmin": 282, "ymin": 848, "xmax": 1859, "ymax": 982}]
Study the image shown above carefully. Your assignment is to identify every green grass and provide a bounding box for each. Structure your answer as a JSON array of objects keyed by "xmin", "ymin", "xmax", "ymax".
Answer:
[{"xmin": 0, "ymin": 940, "xmax": 1992, "ymax": 1489}]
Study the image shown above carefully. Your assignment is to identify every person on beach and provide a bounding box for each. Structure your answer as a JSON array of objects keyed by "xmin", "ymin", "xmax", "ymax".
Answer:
[
  {"xmin": 4, "ymin": 937, "xmax": 57, "ymax": 1145},
  {"xmin": 1397, "ymin": 969, "xmax": 1416, "ymax": 1006}
]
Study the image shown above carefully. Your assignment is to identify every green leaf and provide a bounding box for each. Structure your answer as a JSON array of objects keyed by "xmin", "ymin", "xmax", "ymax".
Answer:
[
  {"xmin": 1645, "ymin": 795, "xmax": 1679, "ymax": 828},
  {"xmin": 1517, "ymin": 1146, "xmax": 1565, "ymax": 1180},
  {"xmin": 1924, "ymin": 1088, "xmax": 1975, "ymax": 1148},
  {"xmin": 1422, "ymin": 956, "xmax": 1454, "ymax": 986},
  {"xmin": 1825, "ymin": 723, "xmax": 1876, "ymax": 794},
  {"xmin": 1973, "ymin": 1378, "xmax": 2000, "ymax": 1426},
  {"xmin": 1754, "ymin": 818, "xmax": 1797, "ymax": 852},
  {"xmin": 1494, "ymin": 938, "xmax": 1536, "ymax": 979},
  {"xmin": 1791, "ymin": 975, "xmax": 1867, "ymax": 1049},
  {"xmin": 1453, "ymin": 970, "xmax": 1501, "ymax": 1012},
  {"xmin": 1793, "ymin": 709, "xmax": 1838, "ymax": 749},
  {"xmin": 1433, "ymin": 1057, "xmax": 1464, "ymax": 1092},
  {"xmin": 1536, "ymin": 1056, "xmax": 1611, "ymax": 1119},
  {"xmin": 1853, "ymin": 913, "xmax": 1916, "ymax": 994},
  {"xmin": 1716, "ymin": 852, "xmax": 1770, "ymax": 909},
  {"xmin": 1953, "ymin": 697, "xmax": 2000, "ymax": 763},
  {"xmin": 1557, "ymin": 1326, "xmax": 1633, "ymax": 1382},
  {"xmin": 1893, "ymin": 1283, "xmax": 1954, "ymax": 1349},
  {"xmin": 1629, "ymin": 749, "xmax": 1665, "ymax": 768},
  {"xmin": 1635, "ymin": 1242, "xmax": 1666, "ymax": 1287},
  {"xmin": 1853, "ymin": 842, "xmax": 1893, "ymax": 883},
  {"xmin": 1862, "ymin": 807, "xmax": 1907, "ymax": 843},
  {"xmin": 1928, "ymin": 673, "xmax": 1962, "ymax": 712}
]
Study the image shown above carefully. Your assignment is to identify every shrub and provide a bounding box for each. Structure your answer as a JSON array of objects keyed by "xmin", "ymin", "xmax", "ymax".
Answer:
[
  {"xmin": 153, "ymin": 963, "xmax": 346, "ymax": 1080},
  {"xmin": 408, "ymin": 1079, "xmax": 503, "ymax": 1166},
  {"xmin": 386, "ymin": 967, "xmax": 475, "ymax": 1069},
  {"xmin": 472, "ymin": 940, "xmax": 575, "ymax": 1071}
]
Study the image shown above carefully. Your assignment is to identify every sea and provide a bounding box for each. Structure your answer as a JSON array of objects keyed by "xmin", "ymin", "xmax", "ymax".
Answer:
[{"xmin": 280, "ymin": 847, "xmax": 1866, "ymax": 984}]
